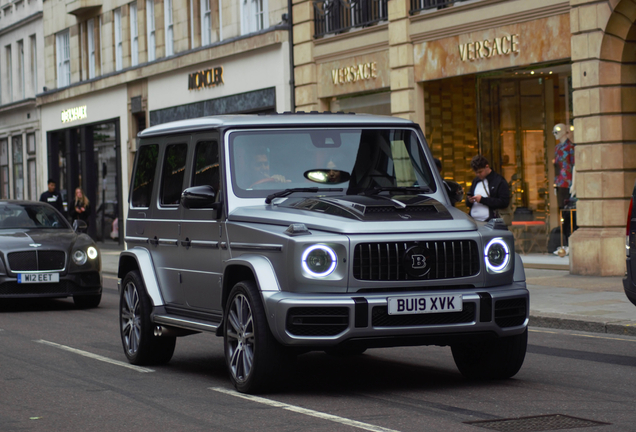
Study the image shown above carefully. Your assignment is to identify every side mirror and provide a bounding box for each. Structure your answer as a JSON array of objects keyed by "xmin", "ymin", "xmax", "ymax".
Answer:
[
  {"xmin": 73, "ymin": 219, "xmax": 88, "ymax": 233},
  {"xmin": 181, "ymin": 185, "xmax": 221, "ymax": 209},
  {"xmin": 444, "ymin": 180, "xmax": 464, "ymax": 206}
]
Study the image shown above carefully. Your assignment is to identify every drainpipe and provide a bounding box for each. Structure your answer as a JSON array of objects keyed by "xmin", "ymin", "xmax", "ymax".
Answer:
[{"xmin": 287, "ymin": 0, "xmax": 295, "ymax": 112}]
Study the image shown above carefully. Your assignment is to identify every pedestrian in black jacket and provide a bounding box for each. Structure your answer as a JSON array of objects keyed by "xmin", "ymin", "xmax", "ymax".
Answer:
[
  {"xmin": 39, "ymin": 179, "xmax": 66, "ymax": 216},
  {"xmin": 466, "ymin": 155, "xmax": 510, "ymax": 221}
]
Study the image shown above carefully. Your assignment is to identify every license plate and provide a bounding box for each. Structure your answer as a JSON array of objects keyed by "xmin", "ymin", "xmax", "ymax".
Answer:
[
  {"xmin": 17, "ymin": 273, "xmax": 60, "ymax": 284},
  {"xmin": 387, "ymin": 294, "xmax": 462, "ymax": 315}
]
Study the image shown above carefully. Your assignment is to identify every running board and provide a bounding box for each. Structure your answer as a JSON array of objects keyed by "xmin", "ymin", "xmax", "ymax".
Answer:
[{"xmin": 153, "ymin": 314, "xmax": 220, "ymax": 333}]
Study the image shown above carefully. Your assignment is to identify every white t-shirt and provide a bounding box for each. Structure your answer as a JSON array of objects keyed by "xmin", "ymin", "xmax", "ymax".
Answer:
[{"xmin": 470, "ymin": 179, "xmax": 490, "ymax": 221}]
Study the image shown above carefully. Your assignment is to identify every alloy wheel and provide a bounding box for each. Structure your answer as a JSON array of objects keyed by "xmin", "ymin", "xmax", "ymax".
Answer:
[
  {"xmin": 226, "ymin": 293, "xmax": 255, "ymax": 383},
  {"xmin": 121, "ymin": 281, "xmax": 141, "ymax": 356}
]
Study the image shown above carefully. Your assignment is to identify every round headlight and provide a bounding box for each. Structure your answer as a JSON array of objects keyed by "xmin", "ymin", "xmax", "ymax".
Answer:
[
  {"xmin": 72, "ymin": 250, "xmax": 87, "ymax": 265},
  {"xmin": 87, "ymin": 246, "xmax": 98, "ymax": 260},
  {"xmin": 302, "ymin": 245, "xmax": 337, "ymax": 277},
  {"xmin": 484, "ymin": 238, "xmax": 510, "ymax": 272}
]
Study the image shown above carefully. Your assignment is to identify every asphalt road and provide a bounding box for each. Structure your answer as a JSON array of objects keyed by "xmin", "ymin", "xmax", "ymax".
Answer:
[{"xmin": 1, "ymin": 276, "xmax": 635, "ymax": 431}]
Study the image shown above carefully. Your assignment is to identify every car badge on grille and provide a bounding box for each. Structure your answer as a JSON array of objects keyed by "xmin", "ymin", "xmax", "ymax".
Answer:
[
  {"xmin": 29, "ymin": 243, "xmax": 41, "ymax": 248},
  {"xmin": 402, "ymin": 245, "xmax": 433, "ymax": 278}
]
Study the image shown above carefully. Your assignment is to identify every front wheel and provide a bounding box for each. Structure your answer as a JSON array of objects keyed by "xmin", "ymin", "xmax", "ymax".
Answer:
[
  {"xmin": 451, "ymin": 329, "xmax": 527, "ymax": 380},
  {"xmin": 224, "ymin": 280, "xmax": 292, "ymax": 394},
  {"xmin": 119, "ymin": 270, "xmax": 176, "ymax": 365}
]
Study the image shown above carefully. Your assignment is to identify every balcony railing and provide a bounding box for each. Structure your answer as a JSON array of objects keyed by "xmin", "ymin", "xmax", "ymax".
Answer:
[
  {"xmin": 410, "ymin": 0, "xmax": 471, "ymax": 13},
  {"xmin": 314, "ymin": 0, "xmax": 388, "ymax": 38}
]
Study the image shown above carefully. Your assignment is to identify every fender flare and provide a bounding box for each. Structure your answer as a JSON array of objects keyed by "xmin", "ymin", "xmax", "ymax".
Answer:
[
  {"xmin": 118, "ymin": 248, "xmax": 165, "ymax": 306},
  {"xmin": 223, "ymin": 254, "xmax": 281, "ymax": 293}
]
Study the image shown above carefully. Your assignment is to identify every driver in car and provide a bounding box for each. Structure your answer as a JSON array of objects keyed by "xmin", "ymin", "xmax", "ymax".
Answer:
[{"xmin": 250, "ymin": 150, "xmax": 290, "ymax": 187}]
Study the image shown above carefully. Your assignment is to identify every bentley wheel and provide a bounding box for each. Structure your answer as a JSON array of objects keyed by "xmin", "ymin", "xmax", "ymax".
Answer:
[
  {"xmin": 451, "ymin": 328, "xmax": 527, "ymax": 380},
  {"xmin": 224, "ymin": 280, "xmax": 291, "ymax": 394},
  {"xmin": 120, "ymin": 270, "xmax": 176, "ymax": 365}
]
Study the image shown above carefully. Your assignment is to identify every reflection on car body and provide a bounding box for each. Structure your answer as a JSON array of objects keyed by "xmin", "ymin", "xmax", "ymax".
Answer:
[{"xmin": 0, "ymin": 201, "xmax": 102, "ymax": 308}]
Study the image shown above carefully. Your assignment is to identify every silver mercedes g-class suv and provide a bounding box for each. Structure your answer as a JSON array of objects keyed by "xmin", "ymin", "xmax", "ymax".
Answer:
[{"xmin": 118, "ymin": 114, "xmax": 528, "ymax": 393}]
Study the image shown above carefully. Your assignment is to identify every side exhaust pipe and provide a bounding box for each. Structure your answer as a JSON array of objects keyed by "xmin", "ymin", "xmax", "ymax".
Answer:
[{"xmin": 154, "ymin": 325, "xmax": 198, "ymax": 337}]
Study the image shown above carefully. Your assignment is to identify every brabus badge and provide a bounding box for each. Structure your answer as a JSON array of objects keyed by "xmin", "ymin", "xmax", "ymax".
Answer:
[
  {"xmin": 402, "ymin": 245, "xmax": 433, "ymax": 278},
  {"xmin": 29, "ymin": 243, "xmax": 41, "ymax": 248}
]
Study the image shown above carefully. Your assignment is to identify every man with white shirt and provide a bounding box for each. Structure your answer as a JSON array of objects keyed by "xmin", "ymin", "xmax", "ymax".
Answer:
[{"xmin": 466, "ymin": 155, "xmax": 510, "ymax": 222}]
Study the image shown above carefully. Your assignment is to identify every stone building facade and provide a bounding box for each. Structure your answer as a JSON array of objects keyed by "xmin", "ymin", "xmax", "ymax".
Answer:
[
  {"xmin": 37, "ymin": 0, "xmax": 292, "ymax": 241},
  {"xmin": 292, "ymin": 0, "xmax": 635, "ymax": 276},
  {"xmin": 0, "ymin": 0, "xmax": 45, "ymax": 202}
]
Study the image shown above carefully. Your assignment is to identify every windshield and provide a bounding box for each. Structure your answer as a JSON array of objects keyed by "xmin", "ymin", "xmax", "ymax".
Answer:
[
  {"xmin": 229, "ymin": 128, "xmax": 436, "ymax": 198},
  {"xmin": 0, "ymin": 203, "xmax": 71, "ymax": 229}
]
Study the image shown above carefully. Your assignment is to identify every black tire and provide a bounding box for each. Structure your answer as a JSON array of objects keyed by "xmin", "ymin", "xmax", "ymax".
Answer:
[
  {"xmin": 451, "ymin": 328, "xmax": 527, "ymax": 380},
  {"xmin": 224, "ymin": 280, "xmax": 292, "ymax": 394},
  {"xmin": 120, "ymin": 270, "xmax": 176, "ymax": 365},
  {"xmin": 73, "ymin": 293, "xmax": 102, "ymax": 309}
]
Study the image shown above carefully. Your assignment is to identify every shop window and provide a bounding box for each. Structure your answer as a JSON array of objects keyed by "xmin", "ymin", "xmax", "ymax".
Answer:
[
  {"xmin": 131, "ymin": 144, "xmax": 158, "ymax": 208},
  {"xmin": 192, "ymin": 141, "xmax": 219, "ymax": 191},
  {"xmin": 0, "ymin": 139, "xmax": 8, "ymax": 199},
  {"xmin": 115, "ymin": 8, "xmax": 123, "ymax": 70},
  {"xmin": 56, "ymin": 29, "xmax": 70, "ymax": 88},
  {"xmin": 12, "ymin": 136, "xmax": 23, "ymax": 200},
  {"xmin": 164, "ymin": 0, "xmax": 174, "ymax": 56},
  {"xmin": 87, "ymin": 19, "xmax": 96, "ymax": 79},
  {"xmin": 130, "ymin": 2, "xmax": 139, "ymax": 66},
  {"xmin": 27, "ymin": 133, "xmax": 36, "ymax": 200},
  {"xmin": 160, "ymin": 143, "xmax": 187, "ymax": 206},
  {"xmin": 201, "ymin": 0, "xmax": 212, "ymax": 46},
  {"xmin": 146, "ymin": 0, "xmax": 156, "ymax": 61}
]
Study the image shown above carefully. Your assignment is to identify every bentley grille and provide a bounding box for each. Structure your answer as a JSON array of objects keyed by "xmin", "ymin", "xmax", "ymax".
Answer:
[
  {"xmin": 8, "ymin": 251, "xmax": 66, "ymax": 271},
  {"xmin": 353, "ymin": 240, "xmax": 480, "ymax": 281}
]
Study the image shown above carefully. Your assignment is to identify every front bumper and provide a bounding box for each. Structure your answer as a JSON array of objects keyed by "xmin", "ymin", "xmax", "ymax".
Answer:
[
  {"xmin": 263, "ymin": 281, "xmax": 529, "ymax": 347},
  {"xmin": 0, "ymin": 271, "xmax": 102, "ymax": 299}
]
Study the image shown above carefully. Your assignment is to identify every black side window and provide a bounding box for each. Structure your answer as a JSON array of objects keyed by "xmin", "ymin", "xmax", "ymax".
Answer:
[
  {"xmin": 160, "ymin": 143, "xmax": 188, "ymax": 206},
  {"xmin": 192, "ymin": 141, "xmax": 219, "ymax": 191},
  {"xmin": 131, "ymin": 144, "xmax": 158, "ymax": 208}
]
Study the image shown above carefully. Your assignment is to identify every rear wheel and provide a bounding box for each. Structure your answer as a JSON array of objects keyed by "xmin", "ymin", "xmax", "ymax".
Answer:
[
  {"xmin": 120, "ymin": 270, "xmax": 176, "ymax": 365},
  {"xmin": 451, "ymin": 329, "xmax": 527, "ymax": 379},
  {"xmin": 224, "ymin": 280, "xmax": 292, "ymax": 394}
]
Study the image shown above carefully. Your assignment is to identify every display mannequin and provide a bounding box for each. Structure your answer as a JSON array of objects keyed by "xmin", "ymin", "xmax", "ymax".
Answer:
[{"xmin": 552, "ymin": 123, "xmax": 574, "ymax": 208}]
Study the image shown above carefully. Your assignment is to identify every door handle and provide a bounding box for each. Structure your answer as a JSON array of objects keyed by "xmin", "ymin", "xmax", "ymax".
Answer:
[
  {"xmin": 180, "ymin": 238, "xmax": 191, "ymax": 248},
  {"xmin": 149, "ymin": 236, "xmax": 159, "ymax": 246}
]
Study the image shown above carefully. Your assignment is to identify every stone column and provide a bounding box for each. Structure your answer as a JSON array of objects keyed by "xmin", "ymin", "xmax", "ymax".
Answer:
[
  {"xmin": 569, "ymin": 0, "xmax": 636, "ymax": 276},
  {"xmin": 388, "ymin": 0, "xmax": 423, "ymax": 126},
  {"xmin": 293, "ymin": 0, "xmax": 319, "ymax": 112}
]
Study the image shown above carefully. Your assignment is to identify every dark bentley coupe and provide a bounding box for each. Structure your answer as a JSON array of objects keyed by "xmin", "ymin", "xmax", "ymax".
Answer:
[{"xmin": 0, "ymin": 201, "xmax": 102, "ymax": 308}]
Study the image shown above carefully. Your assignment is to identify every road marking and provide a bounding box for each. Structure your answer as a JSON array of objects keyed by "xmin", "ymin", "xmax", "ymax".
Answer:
[
  {"xmin": 210, "ymin": 387, "xmax": 400, "ymax": 432},
  {"xmin": 34, "ymin": 340, "xmax": 154, "ymax": 373},
  {"xmin": 530, "ymin": 328, "xmax": 636, "ymax": 343}
]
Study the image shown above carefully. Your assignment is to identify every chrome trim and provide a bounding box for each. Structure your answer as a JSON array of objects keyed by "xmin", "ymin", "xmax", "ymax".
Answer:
[
  {"xmin": 125, "ymin": 236, "xmax": 149, "ymax": 244},
  {"xmin": 13, "ymin": 270, "xmax": 64, "ymax": 274},
  {"xmin": 191, "ymin": 240, "xmax": 219, "ymax": 249},
  {"xmin": 153, "ymin": 315, "xmax": 219, "ymax": 333},
  {"xmin": 230, "ymin": 242, "xmax": 283, "ymax": 252},
  {"xmin": 158, "ymin": 239, "xmax": 178, "ymax": 246}
]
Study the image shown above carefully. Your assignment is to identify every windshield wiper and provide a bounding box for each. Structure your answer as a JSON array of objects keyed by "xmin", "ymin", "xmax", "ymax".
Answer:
[
  {"xmin": 265, "ymin": 188, "xmax": 344, "ymax": 204},
  {"xmin": 360, "ymin": 186, "xmax": 432, "ymax": 196}
]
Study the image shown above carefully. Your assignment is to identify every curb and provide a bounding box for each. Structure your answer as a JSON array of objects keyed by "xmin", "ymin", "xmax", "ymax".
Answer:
[{"xmin": 529, "ymin": 314, "xmax": 636, "ymax": 337}]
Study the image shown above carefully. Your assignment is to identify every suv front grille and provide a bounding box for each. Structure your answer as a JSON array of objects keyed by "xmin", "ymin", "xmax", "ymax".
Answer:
[
  {"xmin": 8, "ymin": 251, "xmax": 66, "ymax": 271},
  {"xmin": 286, "ymin": 307, "xmax": 349, "ymax": 336},
  {"xmin": 372, "ymin": 303, "xmax": 475, "ymax": 327},
  {"xmin": 353, "ymin": 240, "xmax": 480, "ymax": 281}
]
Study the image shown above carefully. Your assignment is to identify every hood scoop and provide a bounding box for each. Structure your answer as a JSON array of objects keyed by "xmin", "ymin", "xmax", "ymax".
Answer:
[{"xmin": 280, "ymin": 195, "xmax": 452, "ymax": 222}]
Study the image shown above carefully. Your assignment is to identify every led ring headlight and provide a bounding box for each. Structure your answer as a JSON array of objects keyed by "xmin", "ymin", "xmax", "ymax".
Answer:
[
  {"xmin": 484, "ymin": 238, "xmax": 510, "ymax": 272},
  {"xmin": 302, "ymin": 245, "xmax": 337, "ymax": 277},
  {"xmin": 87, "ymin": 246, "xmax": 98, "ymax": 260}
]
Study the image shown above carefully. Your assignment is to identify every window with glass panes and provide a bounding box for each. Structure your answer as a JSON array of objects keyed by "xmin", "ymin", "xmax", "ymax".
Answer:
[
  {"xmin": 164, "ymin": 0, "xmax": 173, "ymax": 56},
  {"xmin": 56, "ymin": 30, "xmax": 70, "ymax": 87},
  {"xmin": 146, "ymin": 0, "xmax": 156, "ymax": 61},
  {"xmin": 115, "ymin": 8, "xmax": 123, "ymax": 70},
  {"xmin": 130, "ymin": 2, "xmax": 139, "ymax": 66}
]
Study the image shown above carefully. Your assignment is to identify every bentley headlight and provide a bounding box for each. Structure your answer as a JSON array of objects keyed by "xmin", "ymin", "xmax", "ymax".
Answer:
[
  {"xmin": 302, "ymin": 245, "xmax": 337, "ymax": 277},
  {"xmin": 73, "ymin": 249, "xmax": 87, "ymax": 265},
  {"xmin": 484, "ymin": 238, "xmax": 510, "ymax": 272},
  {"xmin": 87, "ymin": 246, "xmax": 98, "ymax": 260}
]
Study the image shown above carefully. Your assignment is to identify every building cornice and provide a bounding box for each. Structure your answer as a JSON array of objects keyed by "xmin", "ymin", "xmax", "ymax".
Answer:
[
  {"xmin": 410, "ymin": 0, "xmax": 570, "ymax": 43},
  {"xmin": 37, "ymin": 26, "xmax": 289, "ymax": 106},
  {"xmin": 0, "ymin": 98, "xmax": 36, "ymax": 113},
  {"xmin": 0, "ymin": 11, "xmax": 43, "ymax": 37}
]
